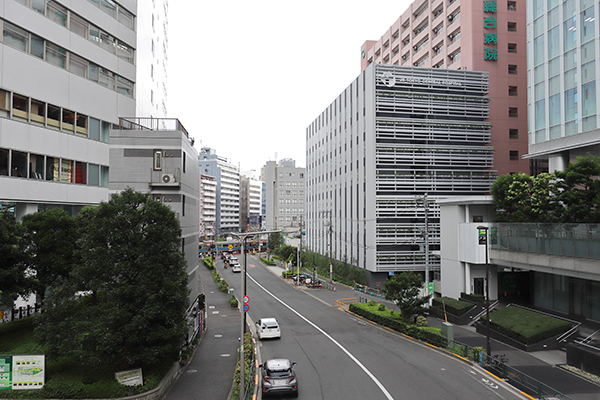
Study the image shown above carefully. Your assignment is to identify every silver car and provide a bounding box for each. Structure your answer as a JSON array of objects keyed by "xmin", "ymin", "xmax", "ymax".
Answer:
[{"xmin": 260, "ymin": 359, "xmax": 298, "ymax": 398}]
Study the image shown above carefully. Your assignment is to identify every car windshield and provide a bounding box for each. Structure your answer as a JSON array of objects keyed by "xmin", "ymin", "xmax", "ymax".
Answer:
[{"xmin": 267, "ymin": 368, "xmax": 291, "ymax": 378}]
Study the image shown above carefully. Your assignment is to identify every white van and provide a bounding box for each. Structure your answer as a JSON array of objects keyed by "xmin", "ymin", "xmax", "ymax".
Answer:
[{"xmin": 256, "ymin": 318, "xmax": 281, "ymax": 339}]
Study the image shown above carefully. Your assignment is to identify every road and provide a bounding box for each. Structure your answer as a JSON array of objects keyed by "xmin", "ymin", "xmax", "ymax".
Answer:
[{"xmin": 226, "ymin": 254, "xmax": 526, "ymax": 400}]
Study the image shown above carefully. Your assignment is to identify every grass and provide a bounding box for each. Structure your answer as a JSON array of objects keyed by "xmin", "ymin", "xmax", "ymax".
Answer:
[
  {"xmin": 352, "ymin": 302, "xmax": 443, "ymax": 336},
  {"xmin": 483, "ymin": 306, "xmax": 573, "ymax": 345},
  {"xmin": 0, "ymin": 317, "xmax": 173, "ymax": 399}
]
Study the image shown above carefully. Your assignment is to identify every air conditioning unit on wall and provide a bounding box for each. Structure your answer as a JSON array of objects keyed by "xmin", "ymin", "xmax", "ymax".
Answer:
[{"xmin": 162, "ymin": 174, "xmax": 175, "ymax": 184}]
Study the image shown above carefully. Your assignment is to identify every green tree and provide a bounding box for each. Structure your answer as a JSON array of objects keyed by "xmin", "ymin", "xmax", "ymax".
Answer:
[
  {"xmin": 268, "ymin": 232, "xmax": 282, "ymax": 251},
  {"xmin": 35, "ymin": 189, "xmax": 189, "ymax": 369},
  {"xmin": 490, "ymin": 172, "xmax": 533, "ymax": 222},
  {"xmin": 556, "ymin": 155, "xmax": 600, "ymax": 223},
  {"xmin": 529, "ymin": 173, "xmax": 564, "ymax": 223},
  {"xmin": 0, "ymin": 211, "xmax": 30, "ymax": 308},
  {"xmin": 21, "ymin": 208, "xmax": 79, "ymax": 303},
  {"xmin": 383, "ymin": 272, "xmax": 431, "ymax": 323}
]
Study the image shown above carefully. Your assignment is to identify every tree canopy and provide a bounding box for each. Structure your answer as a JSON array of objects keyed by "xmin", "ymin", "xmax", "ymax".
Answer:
[
  {"xmin": 383, "ymin": 272, "xmax": 431, "ymax": 323},
  {"xmin": 0, "ymin": 211, "xmax": 30, "ymax": 308},
  {"xmin": 21, "ymin": 208, "xmax": 79, "ymax": 303},
  {"xmin": 34, "ymin": 188, "xmax": 190, "ymax": 369},
  {"xmin": 491, "ymin": 155, "xmax": 600, "ymax": 223}
]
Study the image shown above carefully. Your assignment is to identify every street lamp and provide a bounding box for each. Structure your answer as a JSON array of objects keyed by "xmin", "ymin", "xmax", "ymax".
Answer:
[
  {"xmin": 477, "ymin": 225, "xmax": 491, "ymax": 358},
  {"xmin": 231, "ymin": 229, "xmax": 281, "ymax": 400}
]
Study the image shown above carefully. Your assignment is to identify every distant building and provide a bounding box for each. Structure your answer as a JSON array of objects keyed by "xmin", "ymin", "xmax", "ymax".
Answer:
[
  {"xmin": 198, "ymin": 148, "xmax": 240, "ymax": 237},
  {"xmin": 200, "ymin": 174, "xmax": 217, "ymax": 241},
  {"xmin": 262, "ymin": 159, "xmax": 305, "ymax": 231}
]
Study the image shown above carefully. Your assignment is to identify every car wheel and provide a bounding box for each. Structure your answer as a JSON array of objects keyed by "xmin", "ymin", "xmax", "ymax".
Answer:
[{"xmin": 293, "ymin": 390, "xmax": 298, "ymax": 398}]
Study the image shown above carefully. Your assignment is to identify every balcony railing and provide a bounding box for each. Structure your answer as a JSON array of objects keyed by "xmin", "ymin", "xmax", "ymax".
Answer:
[
  {"xmin": 491, "ymin": 223, "xmax": 600, "ymax": 260},
  {"xmin": 119, "ymin": 117, "xmax": 190, "ymax": 138}
]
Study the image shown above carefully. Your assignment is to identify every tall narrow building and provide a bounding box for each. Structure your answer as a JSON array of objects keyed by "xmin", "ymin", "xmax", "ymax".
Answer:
[
  {"xmin": 198, "ymin": 147, "xmax": 240, "ymax": 237},
  {"xmin": 263, "ymin": 159, "xmax": 305, "ymax": 231}
]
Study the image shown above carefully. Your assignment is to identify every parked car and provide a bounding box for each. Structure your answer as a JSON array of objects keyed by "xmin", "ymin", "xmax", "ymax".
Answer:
[
  {"xmin": 260, "ymin": 358, "xmax": 298, "ymax": 398},
  {"xmin": 256, "ymin": 317, "xmax": 281, "ymax": 339}
]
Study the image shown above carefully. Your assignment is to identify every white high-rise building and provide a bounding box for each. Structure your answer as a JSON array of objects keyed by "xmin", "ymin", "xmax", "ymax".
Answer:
[{"xmin": 200, "ymin": 174, "xmax": 217, "ymax": 240}]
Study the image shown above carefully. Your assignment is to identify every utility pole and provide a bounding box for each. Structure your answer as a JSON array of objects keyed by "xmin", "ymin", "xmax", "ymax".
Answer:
[
  {"xmin": 424, "ymin": 193, "xmax": 429, "ymax": 296},
  {"xmin": 328, "ymin": 212, "xmax": 333, "ymax": 282},
  {"xmin": 297, "ymin": 216, "xmax": 303, "ymax": 285}
]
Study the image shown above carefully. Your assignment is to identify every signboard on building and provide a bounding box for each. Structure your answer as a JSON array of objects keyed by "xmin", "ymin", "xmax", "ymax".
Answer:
[{"xmin": 484, "ymin": 0, "xmax": 498, "ymax": 61}]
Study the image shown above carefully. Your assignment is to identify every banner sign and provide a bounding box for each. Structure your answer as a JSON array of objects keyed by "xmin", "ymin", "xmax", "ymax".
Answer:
[{"xmin": 0, "ymin": 355, "xmax": 46, "ymax": 390}]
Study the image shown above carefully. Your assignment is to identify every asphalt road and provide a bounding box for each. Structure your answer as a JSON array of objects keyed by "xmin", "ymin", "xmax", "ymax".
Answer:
[{"xmin": 227, "ymin": 254, "xmax": 527, "ymax": 400}]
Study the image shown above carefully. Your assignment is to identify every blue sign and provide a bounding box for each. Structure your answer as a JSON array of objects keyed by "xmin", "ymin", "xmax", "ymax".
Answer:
[{"xmin": 243, "ymin": 304, "xmax": 249, "ymax": 312}]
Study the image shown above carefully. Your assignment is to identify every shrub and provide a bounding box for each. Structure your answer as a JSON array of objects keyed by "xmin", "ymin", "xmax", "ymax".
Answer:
[
  {"xmin": 368, "ymin": 300, "xmax": 377, "ymax": 306},
  {"xmin": 432, "ymin": 297, "xmax": 474, "ymax": 316},
  {"xmin": 415, "ymin": 316, "xmax": 428, "ymax": 327},
  {"xmin": 203, "ymin": 257, "xmax": 214, "ymax": 270},
  {"xmin": 282, "ymin": 270, "xmax": 294, "ymax": 278},
  {"xmin": 230, "ymin": 297, "xmax": 239, "ymax": 308},
  {"xmin": 461, "ymin": 292, "xmax": 485, "ymax": 303},
  {"xmin": 260, "ymin": 257, "xmax": 276, "ymax": 266},
  {"xmin": 378, "ymin": 303, "xmax": 386, "ymax": 312}
]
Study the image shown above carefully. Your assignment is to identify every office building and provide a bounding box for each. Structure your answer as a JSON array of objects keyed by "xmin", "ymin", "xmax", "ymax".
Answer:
[
  {"xmin": 263, "ymin": 159, "xmax": 305, "ymax": 231},
  {"xmin": 526, "ymin": 0, "xmax": 599, "ymax": 170},
  {"xmin": 0, "ymin": 0, "xmax": 137, "ymax": 218},
  {"xmin": 240, "ymin": 170, "xmax": 264, "ymax": 232},
  {"xmin": 360, "ymin": 0, "xmax": 529, "ymax": 176},
  {"xmin": 198, "ymin": 147, "xmax": 240, "ymax": 237},
  {"xmin": 306, "ymin": 64, "xmax": 493, "ymax": 287}
]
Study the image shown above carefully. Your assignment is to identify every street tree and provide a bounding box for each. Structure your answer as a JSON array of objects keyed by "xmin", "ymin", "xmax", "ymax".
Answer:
[
  {"xmin": 556, "ymin": 155, "xmax": 600, "ymax": 223},
  {"xmin": 268, "ymin": 232, "xmax": 282, "ymax": 251},
  {"xmin": 384, "ymin": 272, "xmax": 431, "ymax": 323},
  {"xmin": 21, "ymin": 208, "xmax": 79, "ymax": 303},
  {"xmin": 490, "ymin": 172, "xmax": 533, "ymax": 222},
  {"xmin": 35, "ymin": 189, "xmax": 189, "ymax": 369},
  {"xmin": 0, "ymin": 211, "xmax": 30, "ymax": 308}
]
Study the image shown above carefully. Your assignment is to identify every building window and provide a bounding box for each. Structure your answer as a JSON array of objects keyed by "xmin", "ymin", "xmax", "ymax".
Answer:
[
  {"xmin": 182, "ymin": 195, "xmax": 186, "ymax": 217},
  {"xmin": 508, "ymin": 86, "xmax": 518, "ymax": 96},
  {"xmin": 509, "ymin": 107, "xmax": 518, "ymax": 117},
  {"xmin": 509, "ymin": 150, "xmax": 519, "ymax": 160},
  {"xmin": 508, "ymin": 64, "xmax": 517, "ymax": 74},
  {"xmin": 509, "ymin": 129, "xmax": 519, "ymax": 139},
  {"xmin": 508, "ymin": 43, "xmax": 517, "ymax": 53},
  {"xmin": 507, "ymin": 1, "xmax": 516, "ymax": 10},
  {"xmin": 153, "ymin": 150, "xmax": 162, "ymax": 170},
  {"xmin": 183, "ymin": 152, "xmax": 186, "ymax": 173},
  {"xmin": 507, "ymin": 22, "xmax": 517, "ymax": 31}
]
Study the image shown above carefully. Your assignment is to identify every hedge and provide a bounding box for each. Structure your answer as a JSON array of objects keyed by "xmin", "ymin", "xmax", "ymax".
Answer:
[
  {"xmin": 261, "ymin": 257, "xmax": 276, "ymax": 266},
  {"xmin": 432, "ymin": 297, "xmax": 474, "ymax": 316},
  {"xmin": 481, "ymin": 307, "xmax": 572, "ymax": 345},
  {"xmin": 461, "ymin": 292, "xmax": 485, "ymax": 303}
]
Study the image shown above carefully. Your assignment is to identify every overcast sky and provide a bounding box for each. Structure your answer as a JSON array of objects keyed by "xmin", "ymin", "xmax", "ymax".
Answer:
[{"xmin": 168, "ymin": 1, "xmax": 412, "ymax": 174}]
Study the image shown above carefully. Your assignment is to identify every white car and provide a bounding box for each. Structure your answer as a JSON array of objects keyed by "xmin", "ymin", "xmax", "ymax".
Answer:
[
  {"xmin": 231, "ymin": 263, "xmax": 241, "ymax": 273},
  {"xmin": 256, "ymin": 318, "xmax": 281, "ymax": 339}
]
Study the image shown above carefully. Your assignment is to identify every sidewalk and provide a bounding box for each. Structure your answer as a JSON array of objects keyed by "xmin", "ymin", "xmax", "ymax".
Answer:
[{"xmin": 162, "ymin": 263, "xmax": 240, "ymax": 400}]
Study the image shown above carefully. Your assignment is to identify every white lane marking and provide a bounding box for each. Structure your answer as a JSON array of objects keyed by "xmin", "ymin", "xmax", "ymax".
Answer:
[{"xmin": 249, "ymin": 274, "xmax": 394, "ymax": 400}]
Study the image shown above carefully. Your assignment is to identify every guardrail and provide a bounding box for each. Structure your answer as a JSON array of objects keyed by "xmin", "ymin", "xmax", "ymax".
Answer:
[{"xmin": 334, "ymin": 298, "xmax": 358, "ymax": 311}]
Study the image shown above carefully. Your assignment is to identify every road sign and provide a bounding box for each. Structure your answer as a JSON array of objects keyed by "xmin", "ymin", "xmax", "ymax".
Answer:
[
  {"xmin": 228, "ymin": 244, "xmax": 233, "ymax": 250},
  {"xmin": 243, "ymin": 295, "xmax": 250, "ymax": 303},
  {"xmin": 243, "ymin": 304, "xmax": 249, "ymax": 312},
  {"xmin": 478, "ymin": 229, "xmax": 487, "ymax": 245}
]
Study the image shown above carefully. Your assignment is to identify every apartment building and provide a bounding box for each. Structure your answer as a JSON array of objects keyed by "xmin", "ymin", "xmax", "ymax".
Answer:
[
  {"xmin": 200, "ymin": 174, "xmax": 217, "ymax": 241},
  {"xmin": 263, "ymin": 159, "xmax": 305, "ymax": 230},
  {"xmin": 306, "ymin": 65, "xmax": 493, "ymax": 287},
  {"xmin": 361, "ymin": 0, "xmax": 529, "ymax": 177},
  {"xmin": 198, "ymin": 147, "xmax": 240, "ymax": 237}
]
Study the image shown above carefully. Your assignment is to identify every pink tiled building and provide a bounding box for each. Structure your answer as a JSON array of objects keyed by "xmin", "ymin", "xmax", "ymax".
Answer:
[{"xmin": 361, "ymin": 0, "xmax": 530, "ymax": 176}]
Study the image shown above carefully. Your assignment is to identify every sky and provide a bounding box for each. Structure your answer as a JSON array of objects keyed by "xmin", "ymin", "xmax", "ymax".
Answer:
[{"xmin": 168, "ymin": 1, "xmax": 412, "ymax": 174}]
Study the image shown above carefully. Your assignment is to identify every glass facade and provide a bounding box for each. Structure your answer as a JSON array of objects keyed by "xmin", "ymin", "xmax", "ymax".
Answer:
[{"xmin": 527, "ymin": 0, "xmax": 598, "ymax": 144}]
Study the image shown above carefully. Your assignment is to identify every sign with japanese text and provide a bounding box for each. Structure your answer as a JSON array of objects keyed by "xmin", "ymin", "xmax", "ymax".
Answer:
[{"xmin": 484, "ymin": 0, "xmax": 498, "ymax": 61}]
